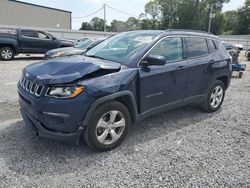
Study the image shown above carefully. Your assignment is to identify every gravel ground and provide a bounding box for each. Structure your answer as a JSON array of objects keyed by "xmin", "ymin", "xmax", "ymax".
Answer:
[{"xmin": 0, "ymin": 54, "xmax": 249, "ymax": 188}]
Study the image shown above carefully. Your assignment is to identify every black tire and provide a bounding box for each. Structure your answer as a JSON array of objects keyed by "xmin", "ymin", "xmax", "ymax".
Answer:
[
  {"xmin": 0, "ymin": 47, "xmax": 15, "ymax": 61},
  {"xmin": 200, "ymin": 80, "xmax": 225, "ymax": 112},
  {"xmin": 239, "ymin": 72, "xmax": 243, "ymax": 78},
  {"xmin": 246, "ymin": 51, "xmax": 250, "ymax": 61},
  {"xmin": 83, "ymin": 101, "xmax": 131, "ymax": 151}
]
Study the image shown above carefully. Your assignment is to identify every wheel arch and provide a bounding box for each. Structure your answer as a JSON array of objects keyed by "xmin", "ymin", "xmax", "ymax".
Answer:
[
  {"xmin": 0, "ymin": 44, "xmax": 17, "ymax": 53},
  {"xmin": 216, "ymin": 75, "xmax": 229, "ymax": 89},
  {"xmin": 0, "ymin": 39, "xmax": 18, "ymax": 53},
  {"xmin": 82, "ymin": 91, "xmax": 139, "ymax": 127}
]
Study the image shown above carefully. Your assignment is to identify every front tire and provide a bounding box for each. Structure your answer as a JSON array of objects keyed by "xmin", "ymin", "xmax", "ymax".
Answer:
[
  {"xmin": 0, "ymin": 47, "xmax": 15, "ymax": 61},
  {"xmin": 83, "ymin": 101, "xmax": 131, "ymax": 151},
  {"xmin": 200, "ymin": 80, "xmax": 225, "ymax": 112}
]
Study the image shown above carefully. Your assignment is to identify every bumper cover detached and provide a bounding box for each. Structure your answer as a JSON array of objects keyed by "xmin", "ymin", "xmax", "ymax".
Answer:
[
  {"xmin": 20, "ymin": 108, "xmax": 83, "ymax": 144},
  {"xmin": 17, "ymin": 83, "xmax": 95, "ymax": 144}
]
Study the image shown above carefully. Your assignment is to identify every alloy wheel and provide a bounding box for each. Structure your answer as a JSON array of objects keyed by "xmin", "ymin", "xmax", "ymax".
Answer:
[
  {"xmin": 95, "ymin": 110, "xmax": 125, "ymax": 145},
  {"xmin": 1, "ymin": 49, "xmax": 13, "ymax": 60},
  {"xmin": 210, "ymin": 85, "xmax": 224, "ymax": 108}
]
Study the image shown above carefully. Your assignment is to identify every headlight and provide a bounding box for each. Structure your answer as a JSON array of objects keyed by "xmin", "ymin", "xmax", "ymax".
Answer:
[
  {"xmin": 51, "ymin": 52, "xmax": 65, "ymax": 58},
  {"xmin": 46, "ymin": 85, "xmax": 85, "ymax": 99}
]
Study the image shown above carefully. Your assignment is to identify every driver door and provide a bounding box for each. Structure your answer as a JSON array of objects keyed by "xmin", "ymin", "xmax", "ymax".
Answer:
[
  {"xmin": 139, "ymin": 37, "xmax": 189, "ymax": 114},
  {"xmin": 36, "ymin": 31, "xmax": 58, "ymax": 53}
]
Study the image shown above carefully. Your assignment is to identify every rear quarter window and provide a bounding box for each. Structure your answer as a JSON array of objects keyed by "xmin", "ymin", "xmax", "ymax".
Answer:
[
  {"xmin": 185, "ymin": 37, "xmax": 208, "ymax": 58},
  {"xmin": 207, "ymin": 39, "xmax": 216, "ymax": 53}
]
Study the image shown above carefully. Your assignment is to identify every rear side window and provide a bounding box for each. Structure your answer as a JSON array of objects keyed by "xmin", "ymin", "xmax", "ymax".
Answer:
[
  {"xmin": 185, "ymin": 37, "xmax": 208, "ymax": 58},
  {"xmin": 207, "ymin": 39, "xmax": 216, "ymax": 53},
  {"xmin": 21, "ymin": 30, "xmax": 38, "ymax": 38},
  {"xmin": 148, "ymin": 37, "xmax": 183, "ymax": 63}
]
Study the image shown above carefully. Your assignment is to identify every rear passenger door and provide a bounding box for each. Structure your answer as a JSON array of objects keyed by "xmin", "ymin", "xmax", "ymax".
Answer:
[
  {"xmin": 184, "ymin": 37, "xmax": 215, "ymax": 99},
  {"xmin": 19, "ymin": 30, "xmax": 39, "ymax": 53}
]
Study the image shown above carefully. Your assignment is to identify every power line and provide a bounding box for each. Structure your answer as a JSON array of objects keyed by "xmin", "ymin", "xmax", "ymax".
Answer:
[
  {"xmin": 72, "ymin": 7, "xmax": 103, "ymax": 19},
  {"xmin": 105, "ymin": 4, "xmax": 139, "ymax": 19},
  {"xmin": 72, "ymin": 4, "xmax": 140, "ymax": 20}
]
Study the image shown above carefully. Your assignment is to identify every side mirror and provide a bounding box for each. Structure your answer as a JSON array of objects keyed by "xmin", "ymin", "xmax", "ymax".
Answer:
[
  {"xmin": 52, "ymin": 36, "xmax": 56, "ymax": 40},
  {"xmin": 141, "ymin": 54, "xmax": 166, "ymax": 67}
]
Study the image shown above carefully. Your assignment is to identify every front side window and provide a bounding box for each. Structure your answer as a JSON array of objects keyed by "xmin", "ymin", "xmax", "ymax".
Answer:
[
  {"xmin": 38, "ymin": 32, "xmax": 48, "ymax": 39},
  {"xmin": 186, "ymin": 37, "xmax": 208, "ymax": 58},
  {"xmin": 148, "ymin": 37, "xmax": 183, "ymax": 63}
]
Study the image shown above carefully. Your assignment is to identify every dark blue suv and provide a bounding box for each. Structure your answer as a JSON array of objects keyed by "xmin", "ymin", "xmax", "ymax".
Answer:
[{"xmin": 18, "ymin": 30, "xmax": 231, "ymax": 151}]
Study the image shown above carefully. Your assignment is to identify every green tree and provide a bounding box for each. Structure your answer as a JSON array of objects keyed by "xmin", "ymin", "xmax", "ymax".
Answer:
[
  {"xmin": 126, "ymin": 17, "xmax": 141, "ymax": 30},
  {"xmin": 237, "ymin": 0, "xmax": 250, "ymax": 34},
  {"xmin": 210, "ymin": 12, "xmax": 225, "ymax": 34},
  {"xmin": 223, "ymin": 10, "xmax": 239, "ymax": 34},
  {"xmin": 142, "ymin": 0, "xmax": 230, "ymax": 33},
  {"xmin": 110, "ymin": 20, "xmax": 127, "ymax": 32},
  {"xmin": 144, "ymin": 0, "xmax": 161, "ymax": 29},
  {"xmin": 90, "ymin": 17, "xmax": 106, "ymax": 31},
  {"xmin": 176, "ymin": 0, "xmax": 206, "ymax": 30},
  {"xmin": 79, "ymin": 22, "xmax": 92, "ymax": 30}
]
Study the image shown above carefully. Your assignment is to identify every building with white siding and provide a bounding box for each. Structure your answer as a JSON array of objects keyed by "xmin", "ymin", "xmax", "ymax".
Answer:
[{"xmin": 0, "ymin": 0, "xmax": 71, "ymax": 29}]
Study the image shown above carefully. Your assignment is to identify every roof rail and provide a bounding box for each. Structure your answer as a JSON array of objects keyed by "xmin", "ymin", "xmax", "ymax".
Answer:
[{"xmin": 165, "ymin": 29, "xmax": 213, "ymax": 35}]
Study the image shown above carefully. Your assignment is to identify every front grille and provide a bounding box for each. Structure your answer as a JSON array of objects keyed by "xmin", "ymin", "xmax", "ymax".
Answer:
[{"xmin": 20, "ymin": 75, "xmax": 44, "ymax": 96}]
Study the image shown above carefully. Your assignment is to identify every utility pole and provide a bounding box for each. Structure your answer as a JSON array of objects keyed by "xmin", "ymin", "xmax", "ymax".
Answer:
[
  {"xmin": 208, "ymin": 3, "xmax": 214, "ymax": 32},
  {"xmin": 103, "ymin": 3, "xmax": 106, "ymax": 32}
]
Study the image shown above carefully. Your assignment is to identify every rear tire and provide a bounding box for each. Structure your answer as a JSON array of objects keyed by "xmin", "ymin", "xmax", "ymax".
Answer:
[
  {"xmin": 239, "ymin": 72, "xmax": 243, "ymax": 78},
  {"xmin": 83, "ymin": 101, "xmax": 131, "ymax": 151},
  {"xmin": 246, "ymin": 51, "xmax": 250, "ymax": 61},
  {"xmin": 200, "ymin": 80, "xmax": 225, "ymax": 112},
  {"xmin": 0, "ymin": 47, "xmax": 15, "ymax": 61}
]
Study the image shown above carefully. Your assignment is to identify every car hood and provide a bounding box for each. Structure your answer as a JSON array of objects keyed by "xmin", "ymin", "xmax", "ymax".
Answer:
[
  {"xmin": 59, "ymin": 39, "xmax": 75, "ymax": 47},
  {"xmin": 45, "ymin": 47, "xmax": 84, "ymax": 57},
  {"xmin": 23, "ymin": 56, "xmax": 121, "ymax": 85},
  {"xmin": 46, "ymin": 47, "xmax": 75, "ymax": 55}
]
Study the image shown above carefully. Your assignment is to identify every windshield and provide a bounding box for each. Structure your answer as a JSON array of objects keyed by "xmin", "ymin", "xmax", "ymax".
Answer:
[
  {"xmin": 76, "ymin": 39, "xmax": 95, "ymax": 49},
  {"xmin": 85, "ymin": 32, "xmax": 158, "ymax": 64}
]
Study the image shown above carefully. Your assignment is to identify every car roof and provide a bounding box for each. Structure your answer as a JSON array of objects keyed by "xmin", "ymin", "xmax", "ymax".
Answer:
[
  {"xmin": 122, "ymin": 29, "xmax": 219, "ymax": 40},
  {"xmin": 165, "ymin": 29, "xmax": 218, "ymax": 38}
]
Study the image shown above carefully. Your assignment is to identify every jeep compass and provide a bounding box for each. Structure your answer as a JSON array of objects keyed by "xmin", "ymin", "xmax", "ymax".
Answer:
[{"xmin": 18, "ymin": 30, "xmax": 231, "ymax": 151}]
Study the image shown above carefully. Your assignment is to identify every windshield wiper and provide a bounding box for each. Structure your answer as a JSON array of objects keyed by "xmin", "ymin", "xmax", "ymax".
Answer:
[{"xmin": 85, "ymin": 55, "xmax": 105, "ymax": 60}]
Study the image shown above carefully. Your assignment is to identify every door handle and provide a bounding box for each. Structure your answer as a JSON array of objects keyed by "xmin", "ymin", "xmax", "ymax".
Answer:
[
  {"xmin": 176, "ymin": 66, "xmax": 187, "ymax": 71},
  {"xmin": 209, "ymin": 60, "xmax": 215, "ymax": 63}
]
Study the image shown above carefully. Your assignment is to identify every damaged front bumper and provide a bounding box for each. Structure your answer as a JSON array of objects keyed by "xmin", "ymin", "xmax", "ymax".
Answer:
[
  {"xmin": 20, "ymin": 108, "xmax": 83, "ymax": 143},
  {"xmin": 18, "ymin": 83, "xmax": 95, "ymax": 144}
]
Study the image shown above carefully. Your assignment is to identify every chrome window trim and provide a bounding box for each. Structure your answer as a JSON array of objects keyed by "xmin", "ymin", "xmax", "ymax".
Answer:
[
  {"xmin": 137, "ymin": 35, "xmax": 184, "ymax": 67},
  {"xmin": 137, "ymin": 35, "xmax": 217, "ymax": 67}
]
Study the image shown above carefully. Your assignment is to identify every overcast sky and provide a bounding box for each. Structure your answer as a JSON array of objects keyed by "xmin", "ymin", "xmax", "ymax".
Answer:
[{"xmin": 19, "ymin": 0, "xmax": 246, "ymax": 29}]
